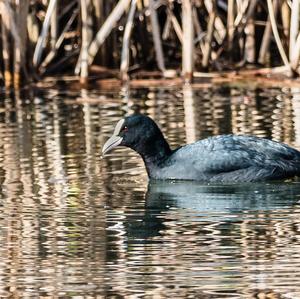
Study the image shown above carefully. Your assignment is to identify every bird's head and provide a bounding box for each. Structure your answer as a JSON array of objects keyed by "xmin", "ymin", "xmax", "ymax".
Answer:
[{"xmin": 102, "ymin": 114, "xmax": 166, "ymax": 156}]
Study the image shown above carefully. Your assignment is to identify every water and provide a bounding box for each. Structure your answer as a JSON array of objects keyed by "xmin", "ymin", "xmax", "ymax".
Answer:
[{"xmin": 1, "ymin": 83, "xmax": 300, "ymax": 298}]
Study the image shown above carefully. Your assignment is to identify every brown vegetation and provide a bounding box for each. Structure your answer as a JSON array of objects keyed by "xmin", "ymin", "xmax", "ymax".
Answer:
[{"xmin": 1, "ymin": 0, "xmax": 300, "ymax": 88}]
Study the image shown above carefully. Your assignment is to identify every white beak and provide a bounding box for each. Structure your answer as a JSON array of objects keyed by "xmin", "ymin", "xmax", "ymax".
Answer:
[{"xmin": 102, "ymin": 119, "xmax": 125, "ymax": 155}]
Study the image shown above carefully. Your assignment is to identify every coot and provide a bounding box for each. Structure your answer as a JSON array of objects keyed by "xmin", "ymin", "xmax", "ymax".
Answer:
[{"xmin": 102, "ymin": 115, "xmax": 300, "ymax": 182}]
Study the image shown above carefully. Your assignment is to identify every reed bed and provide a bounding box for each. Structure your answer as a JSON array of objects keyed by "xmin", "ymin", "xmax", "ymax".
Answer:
[{"xmin": 0, "ymin": 0, "xmax": 300, "ymax": 88}]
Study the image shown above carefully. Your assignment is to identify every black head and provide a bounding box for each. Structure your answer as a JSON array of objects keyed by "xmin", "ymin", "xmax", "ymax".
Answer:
[{"xmin": 102, "ymin": 114, "xmax": 171, "ymax": 162}]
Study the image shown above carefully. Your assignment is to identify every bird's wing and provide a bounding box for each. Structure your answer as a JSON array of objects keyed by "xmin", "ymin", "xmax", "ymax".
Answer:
[{"xmin": 175, "ymin": 135, "xmax": 300, "ymax": 175}]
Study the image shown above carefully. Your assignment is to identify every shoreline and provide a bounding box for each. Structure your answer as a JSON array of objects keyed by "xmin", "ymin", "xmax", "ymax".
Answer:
[{"xmin": 35, "ymin": 67, "xmax": 300, "ymax": 91}]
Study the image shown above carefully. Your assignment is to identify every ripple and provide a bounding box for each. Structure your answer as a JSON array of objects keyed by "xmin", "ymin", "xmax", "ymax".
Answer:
[{"xmin": 0, "ymin": 85, "xmax": 300, "ymax": 297}]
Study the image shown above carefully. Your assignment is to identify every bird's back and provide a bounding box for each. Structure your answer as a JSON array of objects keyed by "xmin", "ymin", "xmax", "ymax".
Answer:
[{"xmin": 154, "ymin": 135, "xmax": 300, "ymax": 182}]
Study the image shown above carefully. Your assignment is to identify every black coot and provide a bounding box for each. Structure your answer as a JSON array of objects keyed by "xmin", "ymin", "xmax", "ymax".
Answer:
[{"xmin": 102, "ymin": 115, "xmax": 300, "ymax": 182}]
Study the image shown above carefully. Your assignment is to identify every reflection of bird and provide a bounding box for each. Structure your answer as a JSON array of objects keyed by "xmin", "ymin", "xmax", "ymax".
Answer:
[
  {"xmin": 102, "ymin": 115, "xmax": 300, "ymax": 182},
  {"xmin": 126, "ymin": 181, "xmax": 300, "ymax": 240},
  {"xmin": 146, "ymin": 181, "xmax": 300, "ymax": 212}
]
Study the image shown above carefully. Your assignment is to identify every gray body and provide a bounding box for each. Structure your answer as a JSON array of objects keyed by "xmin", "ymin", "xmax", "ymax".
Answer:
[{"xmin": 147, "ymin": 135, "xmax": 300, "ymax": 182}]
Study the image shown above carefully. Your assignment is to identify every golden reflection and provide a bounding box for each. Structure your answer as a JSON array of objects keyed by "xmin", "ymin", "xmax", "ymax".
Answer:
[
  {"xmin": 0, "ymin": 85, "xmax": 300, "ymax": 297},
  {"xmin": 183, "ymin": 84, "xmax": 197, "ymax": 143},
  {"xmin": 291, "ymin": 87, "xmax": 300, "ymax": 149}
]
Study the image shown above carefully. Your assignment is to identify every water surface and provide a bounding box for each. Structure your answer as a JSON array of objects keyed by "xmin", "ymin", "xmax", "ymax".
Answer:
[{"xmin": 0, "ymin": 83, "xmax": 300, "ymax": 298}]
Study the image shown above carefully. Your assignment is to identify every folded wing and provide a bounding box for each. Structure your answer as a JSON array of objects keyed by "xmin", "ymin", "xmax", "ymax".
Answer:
[{"xmin": 175, "ymin": 135, "xmax": 300, "ymax": 182}]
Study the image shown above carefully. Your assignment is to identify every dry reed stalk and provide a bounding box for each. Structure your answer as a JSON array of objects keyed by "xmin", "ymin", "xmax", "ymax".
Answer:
[
  {"xmin": 1, "ymin": 19, "xmax": 12, "ymax": 87},
  {"xmin": 192, "ymin": 7, "xmax": 201, "ymax": 36},
  {"xmin": 149, "ymin": 0, "xmax": 165, "ymax": 72},
  {"xmin": 258, "ymin": 0, "xmax": 279, "ymax": 65},
  {"xmin": 167, "ymin": 4, "xmax": 183, "ymax": 43},
  {"xmin": 204, "ymin": 0, "xmax": 225, "ymax": 44},
  {"xmin": 33, "ymin": 0, "xmax": 58, "ymax": 66},
  {"xmin": 79, "ymin": 0, "xmax": 93, "ymax": 84},
  {"xmin": 2, "ymin": 0, "xmax": 300, "ymax": 87},
  {"xmin": 227, "ymin": 0, "xmax": 235, "ymax": 53},
  {"xmin": 50, "ymin": 1, "xmax": 58, "ymax": 50},
  {"xmin": 291, "ymin": 34, "xmax": 300, "ymax": 70},
  {"xmin": 182, "ymin": 0, "xmax": 194, "ymax": 82},
  {"xmin": 120, "ymin": 0, "xmax": 137, "ymax": 82},
  {"xmin": 14, "ymin": 0, "xmax": 30, "ymax": 87},
  {"xmin": 162, "ymin": 13, "xmax": 172, "ymax": 40},
  {"xmin": 290, "ymin": 0, "xmax": 300, "ymax": 70},
  {"xmin": 90, "ymin": 0, "xmax": 105, "ymax": 64},
  {"xmin": 92, "ymin": 0, "xmax": 102, "ymax": 27},
  {"xmin": 234, "ymin": 0, "xmax": 249, "ymax": 27},
  {"xmin": 88, "ymin": 0, "xmax": 131, "ymax": 65},
  {"xmin": 266, "ymin": 0, "xmax": 291, "ymax": 73},
  {"xmin": 192, "ymin": 7, "xmax": 205, "ymax": 54},
  {"xmin": 171, "ymin": 12, "xmax": 183, "ymax": 43},
  {"xmin": 244, "ymin": 16, "xmax": 255, "ymax": 63},
  {"xmin": 290, "ymin": 0, "xmax": 299, "ymax": 59},
  {"xmin": 281, "ymin": 1, "xmax": 290, "ymax": 39},
  {"xmin": 240, "ymin": 0, "xmax": 257, "ymax": 29},
  {"xmin": 41, "ymin": 9, "xmax": 78, "ymax": 72},
  {"xmin": 27, "ymin": 12, "xmax": 39, "ymax": 46},
  {"xmin": 0, "ymin": 0, "xmax": 23, "ymax": 87},
  {"xmin": 202, "ymin": 1, "xmax": 216, "ymax": 69}
]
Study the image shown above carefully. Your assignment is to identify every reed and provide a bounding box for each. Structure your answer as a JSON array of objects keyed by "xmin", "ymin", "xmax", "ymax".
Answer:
[{"xmin": 1, "ymin": 0, "xmax": 300, "ymax": 87}]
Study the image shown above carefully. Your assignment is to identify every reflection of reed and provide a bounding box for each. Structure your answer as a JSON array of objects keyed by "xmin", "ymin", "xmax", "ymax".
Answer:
[
  {"xmin": 183, "ymin": 84, "xmax": 197, "ymax": 143},
  {"xmin": 271, "ymin": 95, "xmax": 294, "ymax": 144},
  {"xmin": 1, "ymin": 85, "xmax": 300, "ymax": 297},
  {"xmin": 231, "ymin": 88, "xmax": 273, "ymax": 138},
  {"xmin": 229, "ymin": 86, "xmax": 298, "ymax": 149},
  {"xmin": 0, "ymin": 90, "xmax": 109, "ymax": 297},
  {"xmin": 291, "ymin": 88, "xmax": 300, "ymax": 148}
]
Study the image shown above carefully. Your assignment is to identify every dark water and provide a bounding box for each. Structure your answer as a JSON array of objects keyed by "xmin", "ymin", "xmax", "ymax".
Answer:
[{"xmin": 1, "ymin": 83, "xmax": 300, "ymax": 298}]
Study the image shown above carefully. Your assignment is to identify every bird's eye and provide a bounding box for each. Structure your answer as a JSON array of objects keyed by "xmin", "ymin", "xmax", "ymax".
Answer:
[{"xmin": 123, "ymin": 126, "xmax": 128, "ymax": 132}]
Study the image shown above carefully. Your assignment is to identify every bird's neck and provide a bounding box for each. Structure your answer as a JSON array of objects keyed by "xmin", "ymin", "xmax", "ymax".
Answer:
[{"xmin": 133, "ymin": 134, "xmax": 172, "ymax": 175}]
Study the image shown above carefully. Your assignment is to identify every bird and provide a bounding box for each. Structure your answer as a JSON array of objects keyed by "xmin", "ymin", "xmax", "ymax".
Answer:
[{"xmin": 102, "ymin": 114, "xmax": 300, "ymax": 183}]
